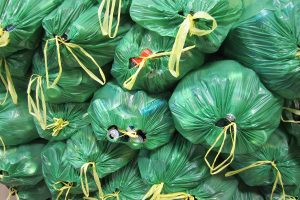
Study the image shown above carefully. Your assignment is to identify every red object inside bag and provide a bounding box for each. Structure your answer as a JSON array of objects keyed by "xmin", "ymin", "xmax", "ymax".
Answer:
[{"xmin": 131, "ymin": 49, "xmax": 153, "ymax": 66}]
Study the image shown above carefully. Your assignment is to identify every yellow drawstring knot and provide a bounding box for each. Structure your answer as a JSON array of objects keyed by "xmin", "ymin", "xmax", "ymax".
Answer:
[
  {"xmin": 118, "ymin": 128, "xmax": 138, "ymax": 139},
  {"xmin": 142, "ymin": 183, "xmax": 164, "ymax": 200},
  {"xmin": 103, "ymin": 191, "xmax": 120, "ymax": 200},
  {"xmin": 281, "ymin": 107, "xmax": 300, "ymax": 124},
  {"xmin": 205, "ymin": 122, "xmax": 237, "ymax": 175},
  {"xmin": 0, "ymin": 59, "xmax": 17, "ymax": 105},
  {"xmin": 98, "ymin": 0, "xmax": 122, "ymax": 38},
  {"xmin": 53, "ymin": 181, "xmax": 73, "ymax": 200},
  {"xmin": 123, "ymin": 46, "xmax": 195, "ymax": 90},
  {"xmin": 44, "ymin": 36, "xmax": 106, "ymax": 88},
  {"xmin": 226, "ymin": 160, "xmax": 290, "ymax": 200},
  {"xmin": 6, "ymin": 188, "xmax": 19, "ymax": 200},
  {"xmin": 0, "ymin": 26, "xmax": 9, "ymax": 47},
  {"xmin": 27, "ymin": 74, "xmax": 47, "ymax": 129},
  {"xmin": 46, "ymin": 118, "xmax": 69, "ymax": 137},
  {"xmin": 81, "ymin": 162, "xmax": 104, "ymax": 199},
  {"xmin": 168, "ymin": 12, "xmax": 217, "ymax": 78}
]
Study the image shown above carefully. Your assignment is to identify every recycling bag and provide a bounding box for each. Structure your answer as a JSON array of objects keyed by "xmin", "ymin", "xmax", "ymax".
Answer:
[
  {"xmin": 0, "ymin": 91, "xmax": 38, "ymax": 146},
  {"xmin": 282, "ymin": 99, "xmax": 300, "ymax": 141},
  {"xmin": 0, "ymin": 50, "xmax": 33, "ymax": 104},
  {"xmin": 63, "ymin": 127, "xmax": 137, "ymax": 199},
  {"xmin": 225, "ymin": 129, "xmax": 300, "ymax": 199},
  {"xmin": 138, "ymin": 135, "xmax": 210, "ymax": 199},
  {"xmin": 130, "ymin": 0, "xmax": 243, "ymax": 77},
  {"xmin": 102, "ymin": 162, "xmax": 149, "ymax": 200},
  {"xmin": 232, "ymin": 182, "xmax": 264, "ymax": 200},
  {"xmin": 169, "ymin": 60, "xmax": 283, "ymax": 174},
  {"xmin": 88, "ymin": 81, "xmax": 175, "ymax": 150},
  {"xmin": 42, "ymin": 1, "xmax": 132, "ymax": 91},
  {"xmin": 111, "ymin": 25, "xmax": 204, "ymax": 93},
  {"xmin": 0, "ymin": 142, "xmax": 45, "ymax": 187},
  {"xmin": 34, "ymin": 102, "xmax": 90, "ymax": 141},
  {"xmin": 224, "ymin": 0, "xmax": 300, "ymax": 99},
  {"xmin": 0, "ymin": 0, "xmax": 63, "ymax": 57},
  {"xmin": 41, "ymin": 142, "xmax": 82, "ymax": 199}
]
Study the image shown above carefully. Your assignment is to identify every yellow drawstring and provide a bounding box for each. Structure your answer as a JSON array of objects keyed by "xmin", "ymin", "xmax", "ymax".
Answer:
[
  {"xmin": 0, "ymin": 26, "xmax": 9, "ymax": 47},
  {"xmin": 160, "ymin": 192, "xmax": 194, "ymax": 200},
  {"xmin": 281, "ymin": 195, "xmax": 298, "ymax": 200},
  {"xmin": 53, "ymin": 181, "xmax": 73, "ymax": 200},
  {"xmin": 6, "ymin": 188, "xmax": 19, "ymax": 200},
  {"xmin": 44, "ymin": 36, "xmax": 106, "ymax": 88},
  {"xmin": 281, "ymin": 107, "xmax": 300, "ymax": 124},
  {"xmin": 296, "ymin": 48, "xmax": 300, "ymax": 57},
  {"xmin": 0, "ymin": 59, "xmax": 17, "ymax": 105},
  {"xmin": 27, "ymin": 74, "xmax": 47, "ymax": 129},
  {"xmin": 225, "ymin": 160, "xmax": 292, "ymax": 200},
  {"xmin": 118, "ymin": 128, "xmax": 138, "ymax": 139},
  {"xmin": 98, "ymin": 0, "xmax": 122, "ymax": 38},
  {"xmin": 169, "ymin": 12, "xmax": 217, "ymax": 78},
  {"xmin": 103, "ymin": 191, "xmax": 120, "ymax": 200},
  {"xmin": 46, "ymin": 118, "xmax": 69, "ymax": 137},
  {"xmin": 123, "ymin": 46, "xmax": 195, "ymax": 90},
  {"xmin": 80, "ymin": 162, "xmax": 104, "ymax": 199},
  {"xmin": 204, "ymin": 122, "xmax": 237, "ymax": 175},
  {"xmin": 0, "ymin": 136, "xmax": 6, "ymax": 156},
  {"xmin": 142, "ymin": 183, "xmax": 164, "ymax": 200}
]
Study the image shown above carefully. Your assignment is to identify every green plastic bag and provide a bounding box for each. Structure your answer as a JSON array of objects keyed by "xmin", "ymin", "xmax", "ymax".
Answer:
[
  {"xmin": 88, "ymin": 81, "xmax": 175, "ymax": 150},
  {"xmin": 189, "ymin": 173, "xmax": 238, "ymax": 199},
  {"xmin": 111, "ymin": 25, "xmax": 204, "ymax": 93},
  {"xmin": 169, "ymin": 60, "xmax": 283, "ymax": 174},
  {"xmin": 0, "ymin": 0, "xmax": 63, "ymax": 57},
  {"xmin": 231, "ymin": 182, "xmax": 264, "ymax": 200},
  {"xmin": 0, "ymin": 91, "xmax": 38, "ymax": 146},
  {"xmin": 130, "ymin": 0, "xmax": 243, "ymax": 54},
  {"xmin": 5, "ymin": 181, "xmax": 51, "ymax": 200},
  {"xmin": 63, "ymin": 127, "xmax": 137, "ymax": 198},
  {"xmin": 224, "ymin": 0, "xmax": 300, "ymax": 99},
  {"xmin": 0, "ymin": 50, "xmax": 33, "ymax": 104},
  {"xmin": 41, "ymin": 142, "xmax": 82, "ymax": 199},
  {"xmin": 34, "ymin": 102, "xmax": 90, "ymax": 141},
  {"xmin": 138, "ymin": 135, "xmax": 209, "ymax": 199},
  {"xmin": 101, "ymin": 162, "xmax": 149, "ymax": 200},
  {"xmin": 42, "ymin": 2, "xmax": 132, "ymax": 91},
  {"xmin": 0, "ymin": 142, "xmax": 45, "ymax": 187},
  {"xmin": 225, "ymin": 129, "xmax": 300, "ymax": 198}
]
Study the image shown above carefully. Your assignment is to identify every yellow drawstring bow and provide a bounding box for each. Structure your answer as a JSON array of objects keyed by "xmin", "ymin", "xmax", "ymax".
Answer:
[
  {"xmin": 142, "ymin": 183, "xmax": 193, "ymax": 200},
  {"xmin": 123, "ymin": 46, "xmax": 195, "ymax": 90},
  {"xmin": 0, "ymin": 26, "xmax": 9, "ymax": 47},
  {"xmin": 118, "ymin": 128, "xmax": 138, "ymax": 139},
  {"xmin": 46, "ymin": 118, "xmax": 69, "ymax": 137},
  {"xmin": 281, "ymin": 107, "xmax": 300, "ymax": 124},
  {"xmin": 0, "ymin": 59, "xmax": 17, "ymax": 105},
  {"xmin": 44, "ymin": 36, "xmax": 106, "ymax": 88},
  {"xmin": 98, "ymin": 0, "xmax": 122, "ymax": 38},
  {"xmin": 27, "ymin": 74, "xmax": 47, "ymax": 129},
  {"xmin": 53, "ymin": 181, "xmax": 73, "ymax": 200},
  {"xmin": 168, "ymin": 12, "xmax": 217, "ymax": 78},
  {"xmin": 204, "ymin": 122, "xmax": 237, "ymax": 175},
  {"xmin": 6, "ymin": 188, "xmax": 19, "ymax": 200},
  {"xmin": 81, "ymin": 162, "xmax": 104, "ymax": 199},
  {"xmin": 225, "ymin": 160, "xmax": 294, "ymax": 200}
]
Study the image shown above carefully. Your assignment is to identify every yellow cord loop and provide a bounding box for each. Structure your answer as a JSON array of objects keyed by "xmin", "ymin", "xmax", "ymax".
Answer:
[
  {"xmin": 123, "ymin": 46, "xmax": 195, "ymax": 90},
  {"xmin": 118, "ymin": 128, "xmax": 138, "ymax": 138},
  {"xmin": 0, "ymin": 59, "xmax": 17, "ymax": 105},
  {"xmin": 53, "ymin": 181, "xmax": 73, "ymax": 200},
  {"xmin": 142, "ymin": 183, "xmax": 164, "ymax": 200},
  {"xmin": 98, "ymin": 0, "xmax": 122, "ymax": 38},
  {"xmin": 225, "ymin": 161, "xmax": 289, "ymax": 200},
  {"xmin": 27, "ymin": 74, "xmax": 47, "ymax": 129},
  {"xmin": 168, "ymin": 12, "xmax": 217, "ymax": 78},
  {"xmin": 204, "ymin": 122, "xmax": 237, "ymax": 175},
  {"xmin": 6, "ymin": 188, "xmax": 19, "ymax": 200},
  {"xmin": 103, "ymin": 191, "xmax": 120, "ymax": 200},
  {"xmin": 46, "ymin": 118, "xmax": 69, "ymax": 137},
  {"xmin": 0, "ymin": 136, "xmax": 6, "ymax": 156},
  {"xmin": 0, "ymin": 26, "xmax": 9, "ymax": 47},
  {"xmin": 80, "ymin": 162, "xmax": 104, "ymax": 199},
  {"xmin": 44, "ymin": 36, "xmax": 106, "ymax": 88},
  {"xmin": 281, "ymin": 107, "xmax": 300, "ymax": 124}
]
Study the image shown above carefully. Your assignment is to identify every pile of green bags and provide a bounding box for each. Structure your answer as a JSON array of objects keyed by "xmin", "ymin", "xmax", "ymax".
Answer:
[{"xmin": 1, "ymin": 0, "xmax": 300, "ymax": 199}]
